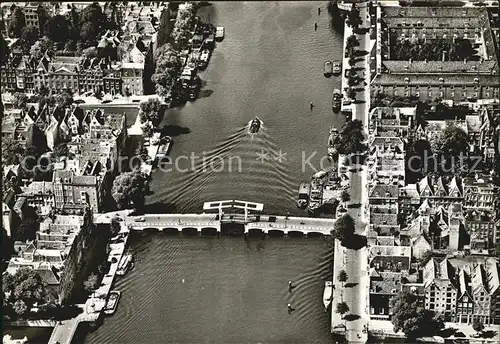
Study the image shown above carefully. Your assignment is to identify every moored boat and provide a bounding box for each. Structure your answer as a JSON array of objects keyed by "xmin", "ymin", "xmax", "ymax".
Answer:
[
  {"xmin": 104, "ymin": 290, "xmax": 121, "ymax": 315},
  {"xmin": 296, "ymin": 182, "xmax": 311, "ymax": 209},
  {"xmin": 328, "ymin": 127, "xmax": 339, "ymax": 157},
  {"xmin": 332, "ymin": 88, "xmax": 343, "ymax": 113},
  {"xmin": 157, "ymin": 137, "xmax": 173, "ymax": 159},
  {"xmin": 332, "ymin": 61, "xmax": 341, "ymax": 76},
  {"xmin": 323, "ymin": 281, "xmax": 333, "ymax": 310},
  {"xmin": 198, "ymin": 49, "xmax": 211, "ymax": 70},
  {"xmin": 215, "ymin": 26, "xmax": 225, "ymax": 41},
  {"xmin": 248, "ymin": 117, "xmax": 262, "ymax": 134},
  {"xmin": 116, "ymin": 253, "xmax": 133, "ymax": 276},
  {"xmin": 324, "ymin": 61, "xmax": 333, "ymax": 77}
]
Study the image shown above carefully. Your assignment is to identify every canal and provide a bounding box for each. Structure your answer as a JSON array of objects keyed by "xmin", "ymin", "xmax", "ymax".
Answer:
[
  {"xmin": 84, "ymin": 233, "xmax": 334, "ymax": 344},
  {"xmin": 84, "ymin": 2, "xmax": 343, "ymax": 343},
  {"xmin": 146, "ymin": 1, "xmax": 344, "ymax": 216}
]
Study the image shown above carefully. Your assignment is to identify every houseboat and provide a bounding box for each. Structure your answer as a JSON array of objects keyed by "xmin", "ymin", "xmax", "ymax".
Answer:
[
  {"xmin": 324, "ymin": 61, "xmax": 333, "ymax": 77},
  {"xmin": 332, "ymin": 61, "xmax": 341, "ymax": 76},
  {"xmin": 296, "ymin": 182, "xmax": 311, "ymax": 209},
  {"xmin": 116, "ymin": 253, "xmax": 134, "ymax": 276},
  {"xmin": 323, "ymin": 281, "xmax": 333, "ymax": 310},
  {"xmin": 248, "ymin": 117, "xmax": 262, "ymax": 134},
  {"xmin": 157, "ymin": 137, "xmax": 173, "ymax": 159},
  {"xmin": 332, "ymin": 89, "xmax": 343, "ymax": 113},
  {"xmin": 104, "ymin": 290, "xmax": 121, "ymax": 315},
  {"xmin": 215, "ymin": 26, "xmax": 225, "ymax": 41},
  {"xmin": 198, "ymin": 49, "xmax": 211, "ymax": 70},
  {"xmin": 328, "ymin": 127, "xmax": 339, "ymax": 157}
]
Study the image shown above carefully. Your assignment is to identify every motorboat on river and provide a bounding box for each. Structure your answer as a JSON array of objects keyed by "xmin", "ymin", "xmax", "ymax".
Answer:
[
  {"xmin": 116, "ymin": 253, "xmax": 134, "ymax": 276},
  {"xmin": 248, "ymin": 117, "xmax": 262, "ymax": 134}
]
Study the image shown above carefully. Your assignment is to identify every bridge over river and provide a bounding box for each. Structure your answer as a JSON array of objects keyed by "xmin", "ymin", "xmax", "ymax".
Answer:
[{"xmin": 124, "ymin": 213, "xmax": 335, "ymax": 236}]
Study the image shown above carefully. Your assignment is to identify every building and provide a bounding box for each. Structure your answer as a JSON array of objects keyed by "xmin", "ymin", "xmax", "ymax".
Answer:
[
  {"xmin": 6, "ymin": 208, "xmax": 97, "ymax": 304},
  {"xmin": 53, "ymin": 170, "xmax": 100, "ymax": 213},
  {"xmin": 120, "ymin": 62, "xmax": 143, "ymax": 95},
  {"xmin": 371, "ymin": 5, "xmax": 500, "ymax": 103},
  {"xmin": 423, "ymin": 257, "xmax": 458, "ymax": 321}
]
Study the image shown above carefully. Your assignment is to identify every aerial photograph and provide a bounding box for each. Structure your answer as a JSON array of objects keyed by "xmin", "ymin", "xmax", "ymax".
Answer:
[{"xmin": 1, "ymin": 0, "xmax": 499, "ymax": 343}]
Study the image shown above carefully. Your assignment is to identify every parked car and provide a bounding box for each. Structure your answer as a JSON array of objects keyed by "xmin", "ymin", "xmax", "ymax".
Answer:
[{"xmin": 134, "ymin": 217, "xmax": 145, "ymax": 222}]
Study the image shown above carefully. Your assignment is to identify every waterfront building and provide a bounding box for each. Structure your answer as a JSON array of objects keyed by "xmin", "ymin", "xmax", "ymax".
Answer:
[
  {"xmin": 371, "ymin": 5, "xmax": 500, "ymax": 103},
  {"xmin": 6, "ymin": 208, "xmax": 96, "ymax": 303}
]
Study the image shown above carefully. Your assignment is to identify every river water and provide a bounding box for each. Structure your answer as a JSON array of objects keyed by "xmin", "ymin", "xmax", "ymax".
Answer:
[
  {"xmin": 146, "ymin": 1, "xmax": 344, "ymax": 216},
  {"xmin": 6, "ymin": 2, "xmax": 344, "ymax": 343},
  {"xmin": 84, "ymin": 234, "xmax": 334, "ymax": 344},
  {"xmin": 85, "ymin": 3, "xmax": 342, "ymax": 343}
]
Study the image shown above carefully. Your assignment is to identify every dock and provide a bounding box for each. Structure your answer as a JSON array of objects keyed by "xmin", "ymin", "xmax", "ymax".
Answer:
[{"xmin": 48, "ymin": 225, "xmax": 131, "ymax": 344}]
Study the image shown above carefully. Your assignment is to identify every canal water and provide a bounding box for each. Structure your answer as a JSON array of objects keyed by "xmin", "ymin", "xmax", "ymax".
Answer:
[
  {"xmin": 84, "ymin": 233, "xmax": 334, "ymax": 344},
  {"xmin": 146, "ymin": 1, "xmax": 344, "ymax": 215},
  {"xmin": 86, "ymin": 2, "xmax": 343, "ymax": 343}
]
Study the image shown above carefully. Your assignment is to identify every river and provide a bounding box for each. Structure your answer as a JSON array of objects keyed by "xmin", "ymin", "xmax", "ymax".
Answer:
[
  {"xmin": 85, "ymin": 2, "xmax": 342, "ymax": 343},
  {"xmin": 84, "ymin": 233, "xmax": 334, "ymax": 344},
  {"xmin": 145, "ymin": 1, "xmax": 344, "ymax": 216},
  {"xmin": 6, "ymin": 2, "xmax": 344, "ymax": 343}
]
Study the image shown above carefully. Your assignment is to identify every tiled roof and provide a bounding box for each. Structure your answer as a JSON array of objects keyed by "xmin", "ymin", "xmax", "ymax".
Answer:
[
  {"xmin": 373, "ymin": 73, "xmax": 499, "ymax": 86},
  {"xmin": 383, "ymin": 60, "xmax": 499, "ymax": 75},
  {"xmin": 370, "ymin": 213, "xmax": 398, "ymax": 226},
  {"xmin": 369, "ymin": 184, "xmax": 399, "ymax": 198}
]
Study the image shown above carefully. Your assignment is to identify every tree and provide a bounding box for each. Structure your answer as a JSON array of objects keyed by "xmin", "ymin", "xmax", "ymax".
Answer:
[
  {"xmin": 347, "ymin": 88, "xmax": 357, "ymax": 101},
  {"xmin": 142, "ymin": 123, "xmax": 154, "ymax": 138},
  {"xmin": 79, "ymin": 3, "xmax": 106, "ymax": 45},
  {"xmin": 333, "ymin": 119, "xmax": 367, "ymax": 155},
  {"xmin": 44, "ymin": 15, "xmax": 70, "ymax": 44},
  {"xmin": 110, "ymin": 219, "xmax": 121, "ymax": 237},
  {"xmin": 2, "ymin": 137, "xmax": 25, "ymax": 165},
  {"xmin": 139, "ymin": 98, "xmax": 163, "ymax": 125},
  {"xmin": 346, "ymin": 35, "xmax": 360, "ymax": 50},
  {"xmin": 336, "ymin": 302, "xmax": 349, "ymax": 315},
  {"xmin": 112, "ymin": 171, "xmax": 149, "ymax": 209},
  {"xmin": 135, "ymin": 141, "xmax": 150, "ymax": 164},
  {"xmin": 83, "ymin": 273, "xmax": 100, "ymax": 293},
  {"xmin": 55, "ymin": 90, "xmax": 74, "ymax": 108},
  {"xmin": 3, "ymin": 268, "xmax": 47, "ymax": 312},
  {"xmin": 391, "ymin": 291, "xmax": 444, "ymax": 340},
  {"xmin": 338, "ymin": 270, "xmax": 348, "ymax": 285},
  {"xmin": 346, "ymin": 4, "xmax": 362, "ymax": 29},
  {"xmin": 340, "ymin": 190, "xmax": 351, "ymax": 203},
  {"xmin": 52, "ymin": 143, "xmax": 68, "ymax": 159},
  {"xmin": 13, "ymin": 299, "xmax": 28, "ymax": 316},
  {"xmin": 0, "ymin": 35, "xmax": 9, "ymax": 66},
  {"xmin": 332, "ymin": 214, "xmax": 355, "ymax": 242},
  {"xmin": 13, "ymin": 92, "xmax": 29, "ymax": 109},
  {"xmin": 82, "ymin": 46, "xmax": 98, "ymax": 59},
  {"xmin": 19, "ymin": 25, "xmax": 39, "ymax": 54},
  {"xmin": 472, "ymin": 317, "xmax": 484, "ymax": 333},
  {"xmin": 30, "ymin": 37, "xmax": 54, "ymax": 60},
  {"xmin": 8, "ymin": 7, "xmax": 25, "ymax": 38},
  {"xmin": 432, "ymin": 124, "xmax": 469, "ymax": 157}
]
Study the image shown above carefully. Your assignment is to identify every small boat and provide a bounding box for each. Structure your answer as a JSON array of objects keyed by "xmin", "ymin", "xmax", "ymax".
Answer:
[
  {"xmin": 307, "ymin": 176, "xmax": 324, "ymax": 213},
  {"xmin": 116, "ymin": 254, "xmax": 133, "ymax": 276},
  {"xmin": 332, "ymin": 61, "xmax": 341, "ymax": 76},
  {"xmin": 324, "ymin": 61, "xmax": 333, "ymax": 77},
  {"xmin": 328, "ymin": 127, "xmax": 339, "ymax": 157},
  {"xmin": 215, "ymin": 26, "xmax": 225, "ymax": 41},
  {"xmin": 248, "ymin": 117, "xmax": 262, "ymax": 134},
  {"xmin": 296, "ymin": 182, "xmax": 311, "ymax": 209},
  {"xmin": 323, "ymin": 281, "xmax": 333, "ymax": 310},
  {"xmin": 157, "ymin": 137, "xmax": 173, "ymax": 159},
  {"xmin": 198, "ymin": 49, "xmax": 211, "ymax": 69},
  {"xmin": 104, "ymin": 290, "xmax": 121, "ymax": 315},
  {"xmin": 332, "ymin": 88, "xmax": 343, "ymax": 113}
]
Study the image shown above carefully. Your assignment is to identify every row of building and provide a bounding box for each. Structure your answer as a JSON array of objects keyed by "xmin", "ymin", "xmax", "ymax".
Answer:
[{"xmin": 365, "ymin": 102, "xmax": 500, "ymax": 325}]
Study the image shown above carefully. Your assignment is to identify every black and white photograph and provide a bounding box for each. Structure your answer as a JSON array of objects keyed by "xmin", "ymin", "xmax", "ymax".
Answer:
[{"xmin": 1, "ymin": 0, "xmax": 499, "ymax": 343}]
